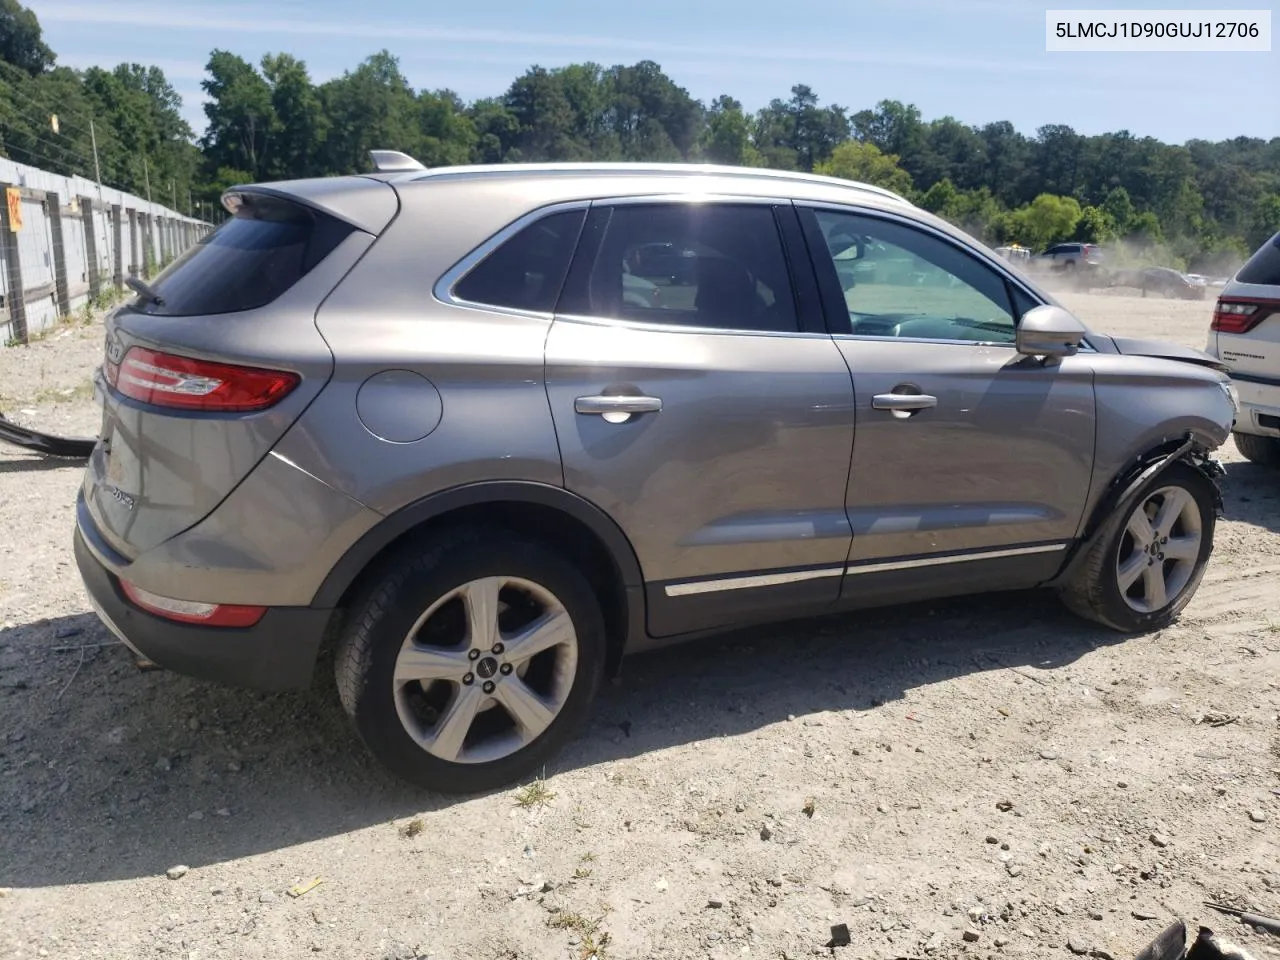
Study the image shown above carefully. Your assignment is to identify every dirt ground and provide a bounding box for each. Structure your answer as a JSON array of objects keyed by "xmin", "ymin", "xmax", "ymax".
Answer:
[{"xmin": 1, "ymin": 293, "xmax": 1277, "ymax": 960}]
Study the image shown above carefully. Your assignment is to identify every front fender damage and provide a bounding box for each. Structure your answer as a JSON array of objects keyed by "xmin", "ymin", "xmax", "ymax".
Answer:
[{"xmin": 1047, "ymin": 433, "xmax": 1225, "ymax": 589}]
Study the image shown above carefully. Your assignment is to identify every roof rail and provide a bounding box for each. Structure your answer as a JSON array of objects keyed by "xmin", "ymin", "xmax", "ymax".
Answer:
[
  {"xmin": 408, "ymin": 161, "xmax": 913, "ymax": 205},
  {"xmin": 369, "ymin": 150, "xmax": 425, "ymax": 173}
]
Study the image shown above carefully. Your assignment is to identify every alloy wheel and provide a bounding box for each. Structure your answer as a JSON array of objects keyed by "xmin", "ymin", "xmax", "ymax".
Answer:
[
  {"xmin": 392, "ymin": 576, "xmax": 578, "ymax": 764},
  {"xmin": 1115, "ymin": 484, "xmax": 1203, "ymax": 613}
]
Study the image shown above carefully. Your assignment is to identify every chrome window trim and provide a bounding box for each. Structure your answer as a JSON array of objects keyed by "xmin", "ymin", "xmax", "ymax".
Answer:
[
  {"xmin": 797, "ymin": 200, "xmax": 1099, "ymax": 352},
  {"xmin": 554, "ymin": 312, "xmax": 832, "ymax": 340},
  {"xmin": 432, "ymin": 199, "xmax": 593, "ymax": 321},
  {"xmin": 662, "ymin": 542, "xmax": 1070, "ymax": 597}
]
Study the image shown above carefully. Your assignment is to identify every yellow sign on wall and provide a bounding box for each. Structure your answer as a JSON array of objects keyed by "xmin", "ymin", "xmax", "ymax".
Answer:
[{"xmin": 5, "ymin": 188, "xmax": 22, "ymax": 233}]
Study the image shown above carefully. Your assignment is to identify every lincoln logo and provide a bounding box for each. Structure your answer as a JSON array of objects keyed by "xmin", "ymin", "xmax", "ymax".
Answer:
[{"xmin": 475, "ymin": 657, "xmax": 499, "ymax": 679}]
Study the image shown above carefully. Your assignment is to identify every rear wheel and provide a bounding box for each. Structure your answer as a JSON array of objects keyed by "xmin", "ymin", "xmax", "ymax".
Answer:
[
  {"xmin": 1233, "ymin": 431, "xmax": 1280, "ymax": 467},
  {"xmin": 1060, "ymin": 463, "xmax": 1215, "ymax": 632},
  {"xmin": 335, "ymin": 531, "xmax": 605, "ymax": 792}
]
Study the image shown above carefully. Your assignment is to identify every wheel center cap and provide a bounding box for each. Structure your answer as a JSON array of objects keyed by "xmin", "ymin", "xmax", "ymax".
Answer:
[{"xmin": 476, "ymin": 657, "xmax": 499, "ymax": 679}]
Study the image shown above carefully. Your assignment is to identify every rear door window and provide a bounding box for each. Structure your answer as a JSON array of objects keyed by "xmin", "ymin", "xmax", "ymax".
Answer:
[
  {"xmin": 453, "ymin": 208, "xmax": 586, "ymax": 313},
  {"xmin": 558, "ymin": 203, "xmax": 800, "ymax": 333},
  {"xmin": 133, "ymin": 194, "xmax": 355, "ymax": 317},
  {"xmin": 1237, "ymin": 231, "xmax": 1280, "ymax": 285}
]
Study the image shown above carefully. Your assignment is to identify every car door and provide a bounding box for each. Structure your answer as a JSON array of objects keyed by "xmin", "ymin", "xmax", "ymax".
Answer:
[
  {"xmin": 544, "ymin": 198, "xmax": 856, "ymax": 638},
  {"xmin": 798, "ymin": 205, "xmax": 1097, "ymax": 599}
]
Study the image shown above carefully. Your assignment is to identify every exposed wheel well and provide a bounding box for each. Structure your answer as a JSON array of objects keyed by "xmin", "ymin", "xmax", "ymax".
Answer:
[{"xmin": 331, "ymin": 499, "xmax": 634, "ymax": 676}]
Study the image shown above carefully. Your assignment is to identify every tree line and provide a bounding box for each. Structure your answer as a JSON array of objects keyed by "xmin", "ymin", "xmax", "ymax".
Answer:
[{"xmin": 2, "ymin": 0, "xmax": 1277, "ymax": 272}]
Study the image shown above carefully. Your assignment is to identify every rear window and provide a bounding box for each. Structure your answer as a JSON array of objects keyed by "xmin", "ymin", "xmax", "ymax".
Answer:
[
  {"xmin": 130, "ymin": 194, "xmax": 355, "ymax": 317},
  {"xmin": 1237, "ymin": 230, "xmax": 1280, "ymax": 285}
]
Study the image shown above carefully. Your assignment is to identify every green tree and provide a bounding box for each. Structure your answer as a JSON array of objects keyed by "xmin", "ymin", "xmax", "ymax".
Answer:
[
  {"xmin": 262, "ymin": 53, "xmax": 327, "ymax": 179},
  {"xmin": 815, "ymin": 141, "xmax": 914, "ymax": 197},
  {"xmin": 200, "ymin": 50, "xmax": 276, "ymax": 179},
  {"xmin": 1101, "ymin": 187, "xmax": 1136, "ymax": 234},
  {"xmin": 702, "ymin": 95, "xmax": 760, "ymax": 166},
  {"xmin": 1248, "ymin": 194, "xmax": 1280, "ymax": 249},
  {"xmin": 1074, "ymin": 205, "xmax": 1117, "ymax": 243},
  {"xmin": 1008, "ymin": 194, "xmax": 1082, "ymax": 249},
  {"xmin": 919, "ymin": 178, "xmax": 961, "ymax": 218},
  {"xmin": 0, "ymin": 0, "xmax": 53, "ymax": 75}
]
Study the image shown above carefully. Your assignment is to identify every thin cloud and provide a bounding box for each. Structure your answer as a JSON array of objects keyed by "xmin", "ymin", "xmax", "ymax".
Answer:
[{"xmin": 37, "ymin": 2, "xmax": 1066, "ymax": 75}]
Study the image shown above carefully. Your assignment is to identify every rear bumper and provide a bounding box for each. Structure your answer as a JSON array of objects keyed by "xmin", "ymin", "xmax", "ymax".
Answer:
[
  {"xmin": 1232, "ymin": 375, "xmax": 1280, "ymax": 437},
  {"xmin": 74, "ymin": 516, "xmax": 333, "ymax": 692}
]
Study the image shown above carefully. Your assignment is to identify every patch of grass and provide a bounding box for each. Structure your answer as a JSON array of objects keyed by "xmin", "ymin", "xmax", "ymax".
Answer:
[
  {"xmin": 32, "ymin": 380, "xmax": 94, "ymax": 405},
  {"xmin": 398, "ymin": 818, "xmax": 424, "ymax": 838},
  {"xmin": 513, "ymin": 778, "xmax": 556, "ymax": 809},
  {"xmin": 573, "ymin": 866, "xmax": 593, "ymax": 880},
  {"xmin": 548, "ymin": 911, "xmax": 610, "ymax": 959}
]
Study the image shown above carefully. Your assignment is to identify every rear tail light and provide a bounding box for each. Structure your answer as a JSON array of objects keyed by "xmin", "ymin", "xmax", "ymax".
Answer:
[
  {"xmin": 120, "ymin": 580, "xmax": 267, "ymax": 628},
  {"xmin": 106, "ymin": 347, "xmax": 299, "ymax": 412},
  {"xmin": 1211, "ymin": 299, "xmax": 1266, "ymax": 335}
]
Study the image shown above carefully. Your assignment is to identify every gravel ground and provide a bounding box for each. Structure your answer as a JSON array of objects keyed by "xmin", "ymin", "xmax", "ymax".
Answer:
[{"xmin": 1, "ymin": 294, "xmax": 1278, "ymax": 960}]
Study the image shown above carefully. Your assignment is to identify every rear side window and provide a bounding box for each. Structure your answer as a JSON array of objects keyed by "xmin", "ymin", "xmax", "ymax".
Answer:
[
  {"xmin": 559, "ymin": 203, "xmax": 800, "ymax": 333},
  {"xmin": 453, "ymin": 209, "xmax": 586, "ymax": 313},
  {"xmin": 1237, "ymin": 230, "xmax": 1280, "ymax": 285},
  {"xmin": 134, "ymin": 195, "xmax": 355, "ymax": 317}
]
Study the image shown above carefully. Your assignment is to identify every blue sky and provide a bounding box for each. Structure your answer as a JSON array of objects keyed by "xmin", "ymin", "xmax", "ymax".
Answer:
[{"xmin": 30, "ymin": 0, "xmax": 1279, "ymax": 144}]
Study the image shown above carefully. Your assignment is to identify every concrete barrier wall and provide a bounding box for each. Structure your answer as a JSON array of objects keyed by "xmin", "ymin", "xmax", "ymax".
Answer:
[{"xmin": 0, "ymin": 157, "xmax": 213, "ymax": 345}]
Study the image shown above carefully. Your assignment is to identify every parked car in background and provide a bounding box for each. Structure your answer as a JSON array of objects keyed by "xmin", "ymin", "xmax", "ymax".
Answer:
[
  {"xmin": 1141, "ymin": 266, "xmax": 1208, "ymax": 300},
  {"xmin": 76, "ymin": 159, "xmax": 1235, "ymax": 792},
  {"xmin": 1034, "ymin": 242, "xmax": 1104, "ymax": 273},
  {"xmin": 1205, "ymin": 228, "xmax": 1280, "ymax": 465}
]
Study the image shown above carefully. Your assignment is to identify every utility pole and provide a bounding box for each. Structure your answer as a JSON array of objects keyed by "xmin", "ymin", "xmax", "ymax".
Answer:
[
  {"xmin": 142, "ymin": 156, "xmax": 152, "ymax": 202},
  {"xmin": 88, "ymin": 116, "xmax": 104, "ymax": 203},
  {"xmin": 170, "ymin": 179, "xmax": 176, "ymax": 210}
]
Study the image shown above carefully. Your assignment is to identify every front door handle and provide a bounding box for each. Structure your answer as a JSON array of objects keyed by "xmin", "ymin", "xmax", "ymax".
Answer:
[
  {"xmin": 575, "ymin": 394, "xmax": 662, "ymax": 423},
  {"xmin": 872, "ymin": 393, "xmax": 937, "ymax": 412}
]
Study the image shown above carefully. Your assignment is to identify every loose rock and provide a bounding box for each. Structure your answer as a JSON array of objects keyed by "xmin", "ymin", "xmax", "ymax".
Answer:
[
  {"xmin": 165, "ymin": 865, "xmax": 189, "ymax": 880},
  {"xmin": 1068, "ymin": 937, "xmax": 1090, "ymax": 955},
  {"xmin": 963, "ymin": 928, "xmax": 981, "ymax": 942},
  {"xmin": 760, "ymin": 823, "xmax": 773, "ymax": 841},
  {"xmin": 1149, "ymin": 833, "xmax": 1170, "ymax": 848},
  {"xmin": 1248, "ymin": 810, "xmax": 1267, "ymax": 823}
]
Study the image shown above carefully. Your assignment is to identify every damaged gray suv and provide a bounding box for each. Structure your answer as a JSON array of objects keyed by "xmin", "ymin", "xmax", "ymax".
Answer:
[{"xmin": 76, "ymin": 158, "xmax": 1236, "ymax": 792}]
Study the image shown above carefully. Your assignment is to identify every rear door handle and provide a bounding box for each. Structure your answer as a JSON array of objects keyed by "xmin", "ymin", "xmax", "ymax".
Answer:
[
  {"xmin": 575, "ymin": 394, "xmax": 662, "ymax": 422},
  {"xmin": 872, "ymin": 393, "xmax": 938, "ymax": 412}
]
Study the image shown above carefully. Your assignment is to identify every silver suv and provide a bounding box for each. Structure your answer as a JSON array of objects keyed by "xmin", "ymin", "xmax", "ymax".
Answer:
[{"xmin": 75, "ymin": 159, "xmax": 1236, "ymax": 792}]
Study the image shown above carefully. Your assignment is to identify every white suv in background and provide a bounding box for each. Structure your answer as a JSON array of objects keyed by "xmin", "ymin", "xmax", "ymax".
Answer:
[{"xmin": 1207, "ymin": 229, "xmax": 1280, "ymax": 465}]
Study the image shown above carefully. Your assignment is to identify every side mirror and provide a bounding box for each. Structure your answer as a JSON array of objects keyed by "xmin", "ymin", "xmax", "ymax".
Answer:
[{"xmin": 1016, "ymin": 305, "xmax": 1088, "ymax": 360}]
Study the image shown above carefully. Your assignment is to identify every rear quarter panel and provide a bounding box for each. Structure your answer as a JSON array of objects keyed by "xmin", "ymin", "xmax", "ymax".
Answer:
[{"xmin": 273, "ymin": 180, "xmax": 572, "ymax": 514}]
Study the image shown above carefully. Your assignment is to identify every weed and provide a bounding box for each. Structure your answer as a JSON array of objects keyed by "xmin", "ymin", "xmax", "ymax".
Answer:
[
  {"xmin": 398, "ymin": 818, "xmax": 424, "ymax": 838},
  {"xmin": 513, "ymin": 779, "xmax": 555, "ymax": 809},
  {"xmin": 548, "ymin": 911, "xmax": 610, "ymax": 959}
]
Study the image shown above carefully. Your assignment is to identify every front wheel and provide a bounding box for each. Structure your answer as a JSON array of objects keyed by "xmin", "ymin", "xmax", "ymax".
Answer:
[
  {"xmin": 1059, "ymin": 463, "xmax": 1216, "ymax": 632},
  {"xmin": 335, "ymin": 532, "xmax": 606, "ymax": 792}
]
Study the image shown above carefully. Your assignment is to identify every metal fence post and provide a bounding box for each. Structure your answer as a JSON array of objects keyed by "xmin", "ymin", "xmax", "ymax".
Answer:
[
  {"xmin": 111, "ymin": 203, "xmax": 123, "ymax": 289},
  {"xmin": 79, "ymin": 195, "xmax": 100, "ymax": 301},
  {"xmin": 45, "ymin": 191, "xmax": 71, "ymax": 318},
  {"xmin": 127, "ymin": 208, "xmax": 138, "ymax": 277},
  {"xmin": 0, "ymin": 182, "xmax": 28, "ymax": 344}
]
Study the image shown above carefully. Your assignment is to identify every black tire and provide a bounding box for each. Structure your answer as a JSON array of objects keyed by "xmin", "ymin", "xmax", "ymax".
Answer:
[
  {"xmin": 1233, "ymin": 431, "xmax": 1280, "ymax": 467},
  {"xmin": 1059, "ymin": 462, "xmax": 1216, "ymax": 633},
  {"xmin": 335, "ymin": 529, "xmax": 606, "ymax": 792}
]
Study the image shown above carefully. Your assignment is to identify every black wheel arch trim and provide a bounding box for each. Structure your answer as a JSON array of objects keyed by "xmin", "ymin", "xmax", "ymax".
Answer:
[
  {"xmin": 310, "ymin": 480, "xmax": 646, "ymax": 610},
  {"xmin": 1047, "ymin": 433, "xmax": 1224, "ymax": 589}
]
